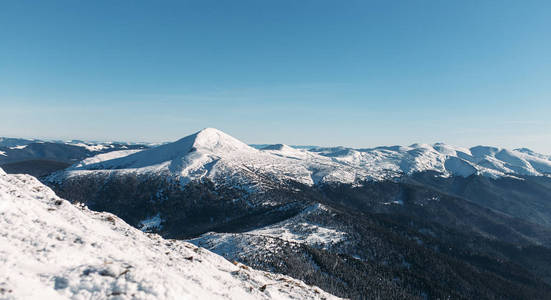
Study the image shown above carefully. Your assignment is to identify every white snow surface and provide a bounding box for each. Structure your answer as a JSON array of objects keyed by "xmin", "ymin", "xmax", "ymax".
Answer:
[
  {"xmin": 0, "ymin": 170, "xmax": 340, "ymax": 300},
  {"xmin": 69, "ymin": 149, "xmax": 144, "ymax": 169},
  {"xmin": 69, "ymin": 142, "xmax": 113, "ymax": 152},
  {"xmin": 56, "ymin": 128, "xmax": 551, "ymax": 188},
  {"xmin": 8, "ymin": 145, "xmax": 28, "ymax": 150},
  {"xmin": 248, "ymin": 204, "xmax": 346, "ymax": 246}
]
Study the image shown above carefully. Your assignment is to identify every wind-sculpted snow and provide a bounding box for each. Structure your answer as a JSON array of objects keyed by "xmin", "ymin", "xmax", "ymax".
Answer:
[
  {"xmin": 54, "ymin": 128, "xmax": 551, "ymax": 189},
  {"xmin": 0, "ymin": 169, "xmax": 341, "ymax": 300}
]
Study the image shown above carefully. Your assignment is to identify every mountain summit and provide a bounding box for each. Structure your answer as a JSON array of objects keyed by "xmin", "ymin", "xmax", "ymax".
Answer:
[
  {"xmin": 190, "ymin": 128, "xmax": 255, "ymax": 153},
  {"xmin": 69, "ymin": 128, "xmax": 256, "ymax": 170}
]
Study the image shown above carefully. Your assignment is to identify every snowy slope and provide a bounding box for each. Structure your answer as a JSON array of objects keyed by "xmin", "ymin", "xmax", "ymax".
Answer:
[
  {"xmin": 189, "ymin": 203, "xmax": 348, "ymax": 268},
  {"xmin": 70, "ymin": 149, "xmax": 144, "ymax": 169},
  {"xmin": 54, "ymin": 128, "xmax": 551, "ymax": 189},
  {"xmin": 191, "ymin": 202, "xmax": 346, "ymax": 246},
  {"xmin": 248, "ymin": 204, "xmax": 347, "ymax": 246},
  {"xmin": 0, "ymin": 168, "xmax": 340, "ymax": 300}
]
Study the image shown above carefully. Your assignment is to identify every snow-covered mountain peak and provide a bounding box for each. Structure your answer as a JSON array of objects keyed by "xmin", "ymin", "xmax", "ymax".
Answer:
[
  {"xmin": 191, "ymin": 128, "xmax": 255, "ymax": 154},
  {"xmin": 408, "ymin": 143, "xmax": 434, "ymax": 149},
  {"xmin": 67, "ymin": 128, "xmax": 256, "ymax": 171},
  {"xmin": 431, "ymin": 143, "xmax": 472, "ymax": 156},
  {"xmin": 470, "ymin": 145, "xmax": 500, "ymax": 157}
]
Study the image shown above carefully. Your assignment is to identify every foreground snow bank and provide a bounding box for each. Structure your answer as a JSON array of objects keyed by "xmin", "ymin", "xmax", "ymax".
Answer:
[{"xmin": 0, "ymin": 170, "xmax": 340, "ymax": 300}]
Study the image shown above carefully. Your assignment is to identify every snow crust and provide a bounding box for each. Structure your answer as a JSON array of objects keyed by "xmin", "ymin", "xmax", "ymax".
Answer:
[
  {"xmin": 56, "ymin": 128, "xmax": 551, "ymax": 189},
  {"xmin": 0, "ymin": 171, "xmax": 340, "ymax": 300}
]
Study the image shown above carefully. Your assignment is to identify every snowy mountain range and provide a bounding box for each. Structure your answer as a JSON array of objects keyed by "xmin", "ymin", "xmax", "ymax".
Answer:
[
  {"xmin": 0, "ymin": 168, "xmax": 339, "ymax": 300},
  {"xmin": 54, "ymin": 128, "xmax": 551, "ymax": 189},
  {"xmin": 5, "ymin": 128, "xmax": 551, "ymax": 299},
  {"xmin": 0, "ymin": 139, "xmax": 149, "ymax": 163},
  {"xmin": 0, "ymin": 137, "xmax": 156, "ymax": 150},
  {"xmin": 0, "ymin": 139, "xmax": 149, "ymax": 178}
]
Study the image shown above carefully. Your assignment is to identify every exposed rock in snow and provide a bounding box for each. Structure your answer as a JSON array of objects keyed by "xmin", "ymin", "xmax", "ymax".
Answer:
[
  {"xmin": 52, "ymin": 128, "xmax": 551, "ymax": 190},
  {"xmin": 0, "ymin": 170, "xmax": 340, "ymax": 300}
]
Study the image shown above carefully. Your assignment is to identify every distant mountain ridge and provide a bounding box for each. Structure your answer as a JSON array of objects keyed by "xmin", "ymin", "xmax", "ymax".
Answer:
[
  {"xmin": 5, "ymin": 131, "xmax": 551, "ymax": 184},
  {"xmin": 52, "ymin": 128, "xmax": 551, "ymax": 189},
  {"xmin": 0, "ymin": 139, "xmax": 150, "ymax": 177}
]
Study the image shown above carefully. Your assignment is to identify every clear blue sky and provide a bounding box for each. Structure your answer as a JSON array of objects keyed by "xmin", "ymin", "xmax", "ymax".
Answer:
[{"xmin": 1, "ymin": 1, "xmax": 550, "ymax": 153}]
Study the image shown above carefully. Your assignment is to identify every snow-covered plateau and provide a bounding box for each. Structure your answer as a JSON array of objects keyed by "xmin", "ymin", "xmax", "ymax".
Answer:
[
  {"xmin": 53, "ymin": 128, "xmax": 551, "ymax": 189},
  {"xmin": 0, "ymin": 168, "xmax": 340, "ymax": 300}
]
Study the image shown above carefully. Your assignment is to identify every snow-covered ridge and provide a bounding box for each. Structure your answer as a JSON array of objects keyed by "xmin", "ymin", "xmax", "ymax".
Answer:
[
  {"xmin": 192, "ymin": 203, "xmax": 347, "ymax": 253},
  {"xmin": 224, "ymin": 203, "xmax": 347, "ymax": 248},
  {"xmin": 248, "ymin": 204, "xmax": 347, "ymax": 246},
  {"xmin": 189, "ymin": 203, "xmax": 347, "ymax": 271},
  {"xmin": 57, "ymin": 128, "xmax": 551, "ymax": 188},
  {"xmin": 0, "ymin": 137, "xmax": 137, "ymax": 152},
  {"xmin": 69, "ymin": 149, "xmax": 144, "ymax": 169},
  {"xmin": 0, "ymin": 169, "xmax": 340, "ymax": 300}
]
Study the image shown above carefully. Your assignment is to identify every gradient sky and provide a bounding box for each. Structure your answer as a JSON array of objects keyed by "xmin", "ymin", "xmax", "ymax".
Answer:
[{"xmin": 1, "ymin": 1, "xmax": 550, "ymax": 153}]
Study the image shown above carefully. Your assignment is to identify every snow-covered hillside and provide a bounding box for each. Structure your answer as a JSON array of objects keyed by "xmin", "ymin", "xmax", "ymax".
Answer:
[
  {"xmin": 189, "ymin": 203, "xmax": 348, "ymax": 264},
  {"xmin": 70, "ymin": 149, "xmax": 144, "ymax": 169},
  {"xmin": 0, "ymin": 168, "xmax": 340, "ymax": 300},
  {"xmin": 54, "ymin": 128, "xmax": 551, "ymax": 189}
]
